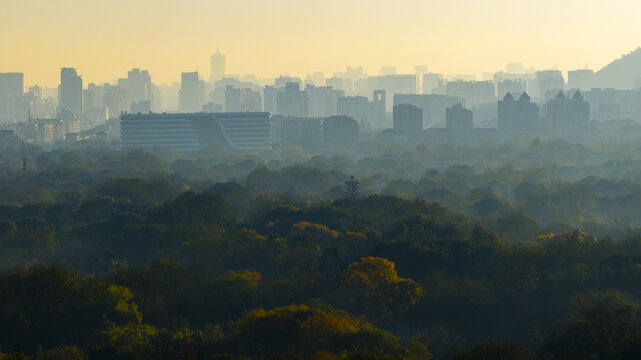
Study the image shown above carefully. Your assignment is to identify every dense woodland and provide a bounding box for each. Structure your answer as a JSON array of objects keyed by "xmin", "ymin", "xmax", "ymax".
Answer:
[{"xmin": 3, "ymin": 137, "xmax": 641, "ymax": 359}]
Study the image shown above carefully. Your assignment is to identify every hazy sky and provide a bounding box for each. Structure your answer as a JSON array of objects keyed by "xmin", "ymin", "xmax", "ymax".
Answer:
[{"xmin": 1, "ymin": 0, "xmax": 640, "ymax": 87}]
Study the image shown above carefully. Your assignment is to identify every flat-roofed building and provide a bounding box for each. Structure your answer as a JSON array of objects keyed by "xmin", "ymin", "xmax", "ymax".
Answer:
[{"xmin": 120, "ymin": 112, "xmax": 271, "ymax": 152}]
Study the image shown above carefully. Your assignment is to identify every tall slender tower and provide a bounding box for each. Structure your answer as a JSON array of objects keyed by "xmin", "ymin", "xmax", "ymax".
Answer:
[
  {"xmin": 59, "ymin": 68, "xmax": 83, "ymax": 115},
  {"xmin": 210, "ymin": 49, "xmax": 226, "ymax": 83}
]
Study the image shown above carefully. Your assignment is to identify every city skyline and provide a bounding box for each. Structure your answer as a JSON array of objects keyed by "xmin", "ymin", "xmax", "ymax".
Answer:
[{"xmin": 2, "ymin": 0, "xmax": 641, "ymax": 87}]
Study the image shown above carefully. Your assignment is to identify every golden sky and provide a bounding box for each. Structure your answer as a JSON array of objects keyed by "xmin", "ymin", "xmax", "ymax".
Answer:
[{"xmin": 1, "ymin": 0, "xmax": 640, "ymax": 87}]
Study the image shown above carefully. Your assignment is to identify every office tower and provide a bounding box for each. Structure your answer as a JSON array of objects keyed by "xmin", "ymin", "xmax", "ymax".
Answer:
[
  {"xmin": 210, "ymin": 49, "xmax": 226, "ymax": 82},
  {"xmin": 305, "ymin": 85, "xmax": 343, "ymax": 118},
  {"xmin": 446, "ymin": 80, "xmax": 496, "ymax": 107},
  {"xmin": 118, "ymin": 68, "xmax": 153, "ymax": 109},
  {"xmin": 179, "ymin": 71, "xmax": 200, "ymax": 112},
  {"xmin": 322, "ymin": 116, "xmax": 359, "ymax": 146},
  {"xmin": 225, "ymin": 86, "xmax": 261, "ymax": 112},
  {"xmin": 422, "ymin": 73, "xmax": 442, "ymax": 94},
  {"xmin": 263, "ymin": 86, "xmax": 279, "ymax": 113},
  {"xmin": 546, "ymin": 91, "xmax": 590, "ymax": 132},
  {"xmin": 568, "ymin": 91, "xmax": 590, "ymax": 129},
  {"xmin": 568, "ymin": 69, "xmax": 595, "ymax": 92},
  {"xmin": 121, "ymin": 112, "xmax": 271, "ymax": 152},
  {"xmin": 446, "ymin": 104, "xmax": 473, "ymax": 130},
  {"xmin": 372, "ymin": 90, "xmax": 386, "ymax": 129},
  {"xmin": 275, "ymin": 76, "xmax": 303, "ymax": 89},
  {"xmin": 393, "ymin": 104, "xmax": 423, "ymax": 133},
  {"xmin": 376, "ymin": 75, "xmax": 417, "ymax": 110},
  {"xmin": 497, "ymin": 92, "xmax": 539, "ymax": 135},
  {"xmin": 83, "ymin": 88, "xmax": 96, "ymax": 110},
  {"xmin": 393, "ymin": 93, "xmax": 461, "ymax": 128},
  {"xmin": 325, "ymin": 77, "xmax": 353, "ymax": 94},
  {"xmin": 0, "ymin": 72, "xmax": 26, "ymax": 123},
  {"xmin": 276, "ymin": 82, "xmax": 308, "ymax": 117},
  {"xmin": 59, "ymin": 68, "xmax": 83, "ymax": 115},
  {"xmin": 536, "ymin": 70, "xmax": 564, "ymax": 102},
  {"xmin": 337, "ymin": 96, "xmax": 370, "ymax": 126},
  {"xmin": 305, "ymin": 72, "xmax": 325, "ymax": 87},
  {"xmin": 414, "ymin": 66, "xmax": 428, "ymax": 93},
  {"xmin": 497, "ymin": 79, "xmax": 526, "ymax": 99}
]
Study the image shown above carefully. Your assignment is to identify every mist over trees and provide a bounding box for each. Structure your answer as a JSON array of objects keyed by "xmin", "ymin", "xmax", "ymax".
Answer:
[{"xmin": 1, "ymin": 135, "xmax": 641, "ymax": 359}]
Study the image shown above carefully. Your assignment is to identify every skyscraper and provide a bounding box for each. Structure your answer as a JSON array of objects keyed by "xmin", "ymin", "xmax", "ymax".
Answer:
[
  {"xmin": 393, "ymin": 103, "xmax": 423, "ymax": 133},
  {"xmin": 210, "ymin": 49, "xmax": 226, "ymax": 83},
  {"xmin": 497, "ymin": 92, "xmax": 539, "ymax": 136},
  {"xmin": 276, "ymin": 82, "xmax": 308, "ymax": 117},
  {"xmin": 446, "ymin": 104, "xmax": 473, "ymax": 130},
  {"xmin": 179, "ymin": 71, "xmax": 200, "ymax": 112},
  {"xmin": 59, "ymin": 68, "xmax": 83, "ymax": 115},
  {"xmin": 0, "ymin": 73, "xmax": 26, "ymax": 123}
]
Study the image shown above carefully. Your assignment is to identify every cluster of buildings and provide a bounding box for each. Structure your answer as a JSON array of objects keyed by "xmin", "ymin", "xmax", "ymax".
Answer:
[{"xmin": 2, "ymin": 50, "xmax": 641, "ymax": 150}]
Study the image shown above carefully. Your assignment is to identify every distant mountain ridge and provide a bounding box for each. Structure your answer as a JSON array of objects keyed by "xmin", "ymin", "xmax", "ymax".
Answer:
[{"xmin": 594, "ymin": 47, "xmax": 641, "ymax": 89}]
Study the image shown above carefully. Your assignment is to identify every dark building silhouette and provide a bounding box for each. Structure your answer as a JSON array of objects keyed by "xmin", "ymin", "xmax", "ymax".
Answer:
[
  {"xmin": 393, "ymin": 103, "xmax": 423, "ymax": 133},
  {"xmin": 323, "ymin": 115, "xmax": 359, "ymax": 146},
  {"xmin": 393, "ymin": 93, "xmax": 461, "ymax": 128},
  {"xmin": 277, "ymin": 82, "xmax": 308, "ymax": 117},
  {"xmin": 372, "ymin": 90, "xmax": 386, "ymax": 128},
  {"xmin": 446, "ymin": 103, "xmax": 473, "ymax": 130},
  {"xmin": 498, "ymin": 92, "xmax": 539, "ymax": 135},
  {"xmin": 546, "ymin": 91, "xmax": 590, "ymax": 132},
  {"xmin": 59, "ymin": 68, "xmax": 83, "ymax": 115},
  {"xmin": 271, "ymin": 115, "xmax": 322, "ymax": 149}
]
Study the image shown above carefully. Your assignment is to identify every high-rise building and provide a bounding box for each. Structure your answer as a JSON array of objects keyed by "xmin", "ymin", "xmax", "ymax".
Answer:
[
  {"xmin": 305, "ymin": 85, "xmax": 343, "ymax": 118},
  {"xmin": 446, "ymin": 104, "xmax": 473, "ymax": 130},
  {"xmin": 568, "ymin": 69, "xmax": 595, "ymax": 92},
  {"xmin": 337, "ymin": 96, "xmax": 370, "ymax": 126},
  {"xmin": 536, "ymin": 70, "xmax": 564, "ymax": 102},
  {"xmin": 59, "ymin": 68, "xmax": 83, "ymax": 115},
  {"xmin": 376, "ymin": 75, "xmax": 417, "ymax": 110},
  {"xmin": 179, "ymin": 72, "xmax": 200, "ymax": 112},
  {"xmin": 210, "ymin": 49, "xmax": 226, "ymax": 83},
  {"xmin": 422, "ymin": 73, "xmax": 442, "ymax": 94},
  {"xmin": 225, "ymin": 86, "xmax": 261, "ymax": 112},
  {"xmin": 497, "ymin": 92, "xmax": 539, "ymax": 135},
  {"xmin": 119, "ymin": 68, "xmax": 153, "ymax": 109},
  {"xmin": 276, "ymin": 82, "xmax": 308, "ymax": 117},
  {"xmin": 446, "ymin": 80, "xmax": 496, "ymax": 107},
  {"xmin": 393, "ymin": 103, "xmax": 423, "ymax": 133},
  {"xmin": 372, "ymin": 90, "xmax": 386, "ymax": 129},
  {"xmin": 546, "ymin": 91, "xmax": 590, "ymax": 132},
  {"xmin": 0, "ymin": 73, "xmax": 26, "ymax": 123},
  {"xmin": 323, "ymin": 116, "xmax": 359, "ymax": 146},
  {"xmin": 497, "ymin": 79, "xmax": 526, "ymax": 99},
  {"xmin": 393, "ymin": 93, "xmax": 461, "ymax": 128}
]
